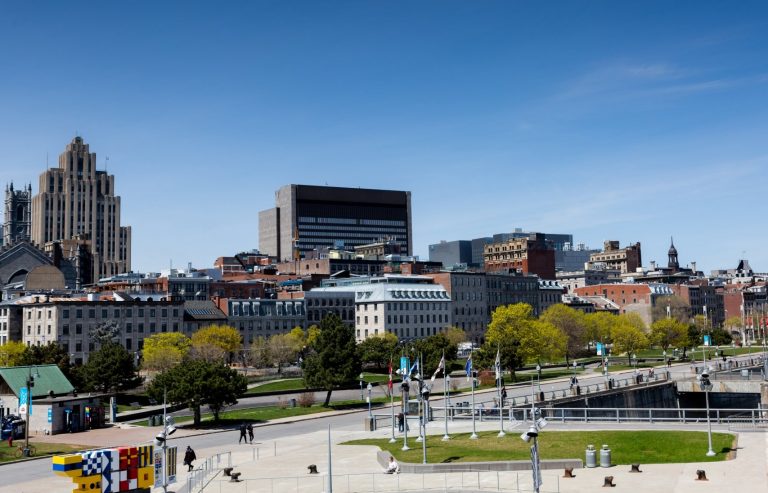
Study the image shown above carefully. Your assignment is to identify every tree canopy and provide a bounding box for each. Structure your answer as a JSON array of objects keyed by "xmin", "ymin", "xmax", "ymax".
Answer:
[
  {"xmin": 302, "ymin": 314, "xmax": 361, "ymax": 406},
  {"xmin": 540, "ymin": 304, "xmax": 587, "ymax": 363},
  {"xmin": 80, "ymin": 342, "xmax": 143, "ymax": 394},
  {"xmin": 142, "ymin": 332, "xmax": 191, "ymax": 371},
  {"xmin": 190, "ymin": 324, "xmax": 242, "ymax": 363},
  {"xmin": 611, "ymin": 315, "xmax": 649, "ymax": 364},
  {"xmin": 357, "ymin": 332, "xmax": 398, "ymax": 369},
  {"xmin": 148, "ymin": 359, "xmax": 247, "ymax": 425},
  {"xmin": 0, "ymin": 341, "xmax": 27, "ymax": 367},
  {"xmin": 650, "ymin": 318, "xmax": 688, "ymax": 351}
]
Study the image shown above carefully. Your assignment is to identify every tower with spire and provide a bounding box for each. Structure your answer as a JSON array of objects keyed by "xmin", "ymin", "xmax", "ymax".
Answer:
[
  {"xmin": 3, "ymin": 181, "xmax": 33, "ymax": 246},
  {"xmin": 667, "ymin": 237, "xmax": 679, "ymax": 270}
]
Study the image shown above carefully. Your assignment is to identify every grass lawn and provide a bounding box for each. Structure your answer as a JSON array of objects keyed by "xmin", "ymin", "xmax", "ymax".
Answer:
[
  {"xmin": 344, "ymin": 430, "xmax": 735, "ymax": 465},
  {"xmin": 245, "ymin": 373, "xmax": 397, "ymax": 396},
  {"xmin": 117, "ymin": 404, "xmax": 142, "ymax": 413},
  {"xmin": 0, "ymin": 442, "xmax": 86, "ymax": 463}
]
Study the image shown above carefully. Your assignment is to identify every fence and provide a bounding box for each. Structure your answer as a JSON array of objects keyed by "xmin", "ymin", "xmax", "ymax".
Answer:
[
  {"xmin": 202, "ymin": 470, "xmax": 561, "ymax": 493},
  {"xmin": 187, "ymin": 451, "xmax": 232, "ymax": 493}
]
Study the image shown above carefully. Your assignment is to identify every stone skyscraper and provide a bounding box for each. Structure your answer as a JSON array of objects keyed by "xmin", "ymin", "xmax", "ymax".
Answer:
[
  {"xmin": 3, "ymin": 182, "xmax": 32, "ymax": 246},
  {"xmin": 31, "ymin": 137, "xmax": 131, "ymax": 281}
]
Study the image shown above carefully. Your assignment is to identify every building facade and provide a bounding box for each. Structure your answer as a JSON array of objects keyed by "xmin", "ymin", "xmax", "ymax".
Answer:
[
  {"xmin": 219, "ymin": 298, "xmax": 306, "ymax": 346},
  {"xmin": 3, "ymin": 183, "xmax": 32, "ymax": 246},
  {"xmin": 428, "ymin": 240, "xmax": 474, "ymax": 268},
  {"xmin": 31, "ymin": 137, "xmax": 131, "ymax": 280},
  {"xmin": 259, "ymin": 184, "xmax": 412, "ymax": 260},
  {"xmin": 304, "ymin": 290, "xmax": 355, "ymax": 327},
  {"xmin": 483, "ymin": 233, "xmax": 556, "ymax": 279},
  {"xmin": 587, "ymin": 241, "xmax": 642, "ymax": 274}
]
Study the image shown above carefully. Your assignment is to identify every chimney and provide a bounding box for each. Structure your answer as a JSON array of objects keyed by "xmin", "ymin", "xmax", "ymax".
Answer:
[
  {"xmin": 650, "ymin": 260, "xmax": 657, "ymax": 270},
  {"xmin": 691, "ymin": 261, "xmax": 697, "ymax": 273}
]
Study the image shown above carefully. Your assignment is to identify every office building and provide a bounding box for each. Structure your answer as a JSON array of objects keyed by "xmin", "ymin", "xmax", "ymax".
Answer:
[
  {"xmin": 31, "ymin": 137, "xmax": 132, "ymax": 281},
  {"xmin": 428, "ymin": 240, "xmax": 474, "ymax": 268},
  {"xmin": 259, "ymin": 184, "xmax": 412, "ymax": 261}
]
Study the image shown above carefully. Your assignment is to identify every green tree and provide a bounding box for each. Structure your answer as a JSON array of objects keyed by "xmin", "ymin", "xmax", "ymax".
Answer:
[
  {"xmin": 80, "ymin": 342, "xmax": 143, "ymax": 393},
  {"xmin": 483, "ymin": 303, "xmax": 536, "ymax": 377},
  {"xmin": 443, "ymin": 327, "xmax": 467, "ymax": 347},
  {"xmin": 148, "ymin": 359, "xmax": 247, "ymax": 425},
  {"xmin": 650, "ymin": 318, "xmax": 688, "ymax": 351},
  {"xmin": 540, "ymin": 304, "xmax": 587, "ymax": 365},
  {"xmin": 21, "ymin": 342, "xmax": 81, "ymax": 388},
  {"xmin": 724, "ymin": 316, "xmax": 742, "ymax": 336},
  {"xmin": 516, "ymin": 320, "xmax": 567, "ymax": 366},
  {"xmin": 651, "ymin": 295, "xmax": 691, "ymax": 323},
  {"xmin": 190, "ymin": 324, "xmax": 242, "ymax": 363},
  {"xmin": 611, "ymin": 318, "xmax": 650, "ymax": 364},
  {"xmin": 584, "ymin": 311, "xmax": 616, "ymax": 344},
  {"xmin": 268, "ymin": 333, "xmax": 296, "ymax": 373},
  {"xmin": 306, "ymin": 325, "xmax": 321, "ymax": 348},
  {"xmin": 357, "ymin": 333, "xmax": 398, "ymax": 369},
  {"xmin": 245, "ymin": 336, "xmax": 270, "ymax": 368},
  {"xmin": 286, "ymin": 327, "xmax": 307, "ymax": 353},
  {"xmin": 89, "ymin": 320, "xmax": 121, "ymax": 348},
  {"xmin": 412, "ymin": 332, "xmax": 458, "ymax": 374},
  {"xmin": 302, "ymin": 314, "xmax": 361, "ymax": 406},
  {"xmin": 142, "ymin": 332, "xmax": 192, "ymax": 371},
  {"xmin": 0, "ymin": 341, "xmax": 28, "ymax": 367}
]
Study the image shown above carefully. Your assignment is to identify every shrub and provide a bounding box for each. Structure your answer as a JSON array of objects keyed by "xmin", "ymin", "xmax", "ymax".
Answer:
[{"xmin": 297, "ymin": 392, "xmax": 316, "ymax": 408}]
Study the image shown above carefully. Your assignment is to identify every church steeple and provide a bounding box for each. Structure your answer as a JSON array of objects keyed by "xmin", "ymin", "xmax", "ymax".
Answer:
[{"xmin": 667, "ymin": 237, "xmax": 679, "ymax": 270}]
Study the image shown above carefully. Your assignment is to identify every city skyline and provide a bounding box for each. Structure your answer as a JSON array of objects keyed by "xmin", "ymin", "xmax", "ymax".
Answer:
[{"xmin": 1, "ymin": 2, "xmax": 767, "ymax": 273}]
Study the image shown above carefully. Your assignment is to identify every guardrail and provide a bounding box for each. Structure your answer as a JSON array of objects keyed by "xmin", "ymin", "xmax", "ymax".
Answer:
[
  {"xmin": 187, "ymin": 451, "xmax": 232, "ymax": 493},
  {"xmin": 201, "ymin": 470, "xmax": 561, "ymax": 493}
]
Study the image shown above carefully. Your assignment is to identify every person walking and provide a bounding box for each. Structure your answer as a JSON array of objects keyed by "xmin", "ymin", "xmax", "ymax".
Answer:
[
  {"xmin": 397, "ymin": 412, "xmax": 404, "ymax": 432},
  {"xmin": 247, "ymin": 423, "xmax": 254, "ymax": 444},
  {"xmin": 238, "ymin": 423, "xmax": 247, "ymax": 444},
  {"xmin": 183, "ymin": 446, "xmax": 196, "ymax": 472}
]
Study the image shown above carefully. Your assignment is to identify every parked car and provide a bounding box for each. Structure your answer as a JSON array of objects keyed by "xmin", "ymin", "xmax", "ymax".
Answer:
[{"xmin": 0, "ymin": 415, "xmax": 26, "ymax": 440}]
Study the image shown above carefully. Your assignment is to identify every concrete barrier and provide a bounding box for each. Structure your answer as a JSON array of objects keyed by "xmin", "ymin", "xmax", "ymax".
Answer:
[{"xmin": 376, "ymin": 450, "xmax": 582, "ymax": 473}]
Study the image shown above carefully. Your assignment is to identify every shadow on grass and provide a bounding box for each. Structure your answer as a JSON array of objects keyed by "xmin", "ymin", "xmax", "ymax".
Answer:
[{"xmin": 441, "ymin": 456, "xmax": 461, "ymax": 463}]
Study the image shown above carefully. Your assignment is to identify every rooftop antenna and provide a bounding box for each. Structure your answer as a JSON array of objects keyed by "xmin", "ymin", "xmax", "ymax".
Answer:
[
  {"xmin": 105, "ymin": 156, "xmax": 109, "ymax": 172},
  {"xmin": 46, "ymin": 152, "xmax": 49, "ymax": 170}
]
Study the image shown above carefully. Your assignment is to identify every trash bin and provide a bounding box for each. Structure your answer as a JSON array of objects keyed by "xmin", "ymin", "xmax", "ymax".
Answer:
[
  {"xmin": 363, "ymin": 417, "xmax": 375, "ymax": 431},
  {"xmin": 585, "ymin": 445, "xmax": 597, "ymax": 468},
  {"xmin": 148, "ymin": 417, "xmax": 154, "ymax": 427},
  {"xmin": 290, "ymin": 398, "xmax": 297, "ymax": 408},
  {"xmin": 576, "ymin": 385, "xmax": 581, "ymax": 395},
  {"xmin": 538, "ymin": 391, "xmax": 545, "ymax": 402},
  {"xmin": 600, "ymin": 444, "xmax": 611, "ymax": 468},
  {"xmin": 608, "ymin": 379, "xmax": 613, "ymax": 389}
]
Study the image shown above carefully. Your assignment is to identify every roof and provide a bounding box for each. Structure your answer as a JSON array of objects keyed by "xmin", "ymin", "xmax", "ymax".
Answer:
[
  {"xmin": 183, "ymin": 300, "xmax": 227, "ymax": 321},
  {"xmin": 0, "ymin": 364, "xmax": 74, "ymax": 398}
]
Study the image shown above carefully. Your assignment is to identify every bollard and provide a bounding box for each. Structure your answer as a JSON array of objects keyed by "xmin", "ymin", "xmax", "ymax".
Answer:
[
  {"xmin": 230, "ymin": 472, "xmax": 241, "ymax": 482},
  {"xmin": 630, "ymin": 464, "xmax": 642, "ymax": 473},
  {"xmin": 223, "ymin": 467, "xmax": 233, "ymax": 477},
  {"xmin": 603, "ymin": 476, "xmax": 615, "ymax": 487},
  {"xmin": 585, "ymin": 445, "xmax": 597, "ymax": 468},
  {"xmin": 563, "ymin": 467, "xmax": 575, "ymax": 478},
  {"xmin": 307, "ymin": 464, "xmax": 319, "ymax": 474},
  {"xmin": 599, "ymin": 444, "xmax": 611, "ymax": 468},
  {"xmin": 696, "ymin": 470, "xmax": 708, "ymax": 481}
]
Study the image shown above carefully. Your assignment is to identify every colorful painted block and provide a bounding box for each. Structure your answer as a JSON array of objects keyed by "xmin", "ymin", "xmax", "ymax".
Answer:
[
  {"xmin": 136, "ymin": 467, "xmax": 154, "ymax": 489},
  {"xmin": 53, "ymin": 454, "xmax": 83, "ymax": 477},
  {"xmin": 137, "ymin": 445, "xmax": 153, "ymax": 468},
  {"xmin": 101, "ymin": 470, "xmax": 119, "ymax": 493},
  {"xmin": 72, "ymin": 474, "xmax": 101, "ymax": 492},
  {"xmin": 118, "ymin": 470, "xmax": 137, "ymax": 491}
]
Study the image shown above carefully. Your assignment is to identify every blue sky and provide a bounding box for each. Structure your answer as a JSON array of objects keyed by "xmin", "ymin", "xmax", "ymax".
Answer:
[{"xmin": 1, "ymin": 1, "xmax": 767, "ymax": 273}]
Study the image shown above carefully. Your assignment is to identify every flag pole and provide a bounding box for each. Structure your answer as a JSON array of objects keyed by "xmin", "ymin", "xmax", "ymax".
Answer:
[
  {"xmin": 496, "ymin": 346, "xmax": 505, "ymax": 437},
  {"xmin": 442, "ymin": 350, "xmax": 450, "ymax": 441},
  {"xmin": 389, "ymin": 357, "xmax": 396, "ymax": 443},
  {"xmin": 469, "ymin": 354, "xmax": 478, "ymax": 439}
]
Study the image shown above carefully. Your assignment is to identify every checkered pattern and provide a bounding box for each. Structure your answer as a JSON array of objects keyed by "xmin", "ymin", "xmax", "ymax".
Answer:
[{"xmin": 81, "ymin": 452, "xmax": 103, "ymax": 476}]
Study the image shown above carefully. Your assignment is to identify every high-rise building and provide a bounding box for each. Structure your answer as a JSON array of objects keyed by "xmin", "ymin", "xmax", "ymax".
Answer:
[
  {"xmin": 3, "ymin": 182, "xmax": 32, "ymax": 246},
  {"xmin": 31, "ymin": 137, "xmax": 131, "ymax": 281},
  {"xmin": 259, "ymin": 184, "xmax": 412, "ymax": 261}
]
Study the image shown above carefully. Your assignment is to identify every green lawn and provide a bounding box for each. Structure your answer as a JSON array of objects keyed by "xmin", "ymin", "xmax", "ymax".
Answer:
[
  {"xmin": 0, "ymin": 441, "xmax": 86, "ymax": 463},
  {"xmin": 344, "ymin": 430, "xmax": 735, "ymax": 464},
  {"xmin": 245, "ymin": 373, "xmax": 397, "ymax": 396}
]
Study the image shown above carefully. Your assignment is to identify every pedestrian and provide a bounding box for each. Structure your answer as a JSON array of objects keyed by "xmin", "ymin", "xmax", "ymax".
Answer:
[
  {"xmin": 183, "ymin": 445, "xmax": 196, "ymax": 472},
  {"xmin": 667, "ymin": 359, "xmax": 672, "ymax": 368},
  {"xmin": 384, "ymin": 455, "xmax": 400, "ymax": 474},
  {"xmin": 239, "ymin": 423, "xmax": 247, "ymax": 444},
  {"xmin": 247, "ymin": 423, "xmax": 254, "ymax": 444},
  {"xmin": 397, "ymin": 412, "xmax": 404, "ymax": 432}
]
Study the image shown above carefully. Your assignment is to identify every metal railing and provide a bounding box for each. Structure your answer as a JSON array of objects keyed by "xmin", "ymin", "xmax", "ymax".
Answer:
[
  {"xmin": 187, "ymin": 451, "xmax": 232, "ymax": 493},
  {"xmin": 202, "ymin": 470, "xmax": 560, "ymax": 493}
]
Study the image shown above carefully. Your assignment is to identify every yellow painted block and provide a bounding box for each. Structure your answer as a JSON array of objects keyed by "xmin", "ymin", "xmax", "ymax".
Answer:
[
  {"xmin": 71, "ymin": 475, "xmax": 101, "ymax": 493},
  {"xmin": 137, "ymin": 466, "xmax": 154, "ymax": 489},
  {"xmin": 54, "ymin": 468, "xmax": 83, "ymax": 478},
  {"xmin": 53, "ymin": 454, "xmax": 84, "ymax": 465}
]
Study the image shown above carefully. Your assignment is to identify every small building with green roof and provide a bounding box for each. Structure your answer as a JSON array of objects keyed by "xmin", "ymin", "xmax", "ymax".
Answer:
[{"xmin": 0, "ymin": 364, "xmax": 105, "ymax": 435}]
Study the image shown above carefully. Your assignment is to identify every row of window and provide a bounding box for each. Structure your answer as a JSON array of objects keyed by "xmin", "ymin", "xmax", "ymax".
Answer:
[{"xmin": 57, "ymin": 307, "xmax": 180, "ymax": 319}]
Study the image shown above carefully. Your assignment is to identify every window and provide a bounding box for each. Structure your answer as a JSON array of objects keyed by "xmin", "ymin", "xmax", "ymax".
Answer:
[
  {"xmin": 88, "ymin": 309, "xmax": 96, "ymax": 318},
  {"xmin": 76, "ymin": 309, "xmax": 83, "ymax": 318},
  {"xmin": 126, "ymin": 309, "xmax": 133, "ymax": 317},
  {"xmin": 62, "ymin": 324, "xmax": 70, "ymax": 335},
  {"xmin": 101, "ymin": 309, "xmax": 108, "ymax": 318},
  {"xmin": 63, "ymin": 309, "xmax": 69, "ymax": 319},
  {"xmin": 138, "ymin": 308, "xmax": 144, "ymax": 317},
  {"xmin": 75, "ymin": 324, "xmax": 82, "ymax": 334},
  {"xmin": 138, "ymin": 323, "xmax": 145, "ymax": 333},
  {"xmin": 126, "ymin": 323, "xmax": 132, "ymax": 333}
]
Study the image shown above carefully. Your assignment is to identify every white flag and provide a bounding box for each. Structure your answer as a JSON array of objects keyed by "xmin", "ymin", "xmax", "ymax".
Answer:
[
  {"xmin": 494, "ymin": 348, "xmax": 501, "ymax": 381},
  {"xmin": 431, "ymin": 353, "xmax": 445, "ymax": 383}
]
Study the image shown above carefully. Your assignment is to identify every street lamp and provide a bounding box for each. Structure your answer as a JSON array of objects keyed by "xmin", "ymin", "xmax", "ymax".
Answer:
[
  {"xmin": 366, "ymin": 382, "xmax": 373, "ymax": 418},
  {"xmin": 699, "ymin": 370, "xmax": 716, "ymax": 457},
  {"xmin": 521, "ymin": 405, "xmax": 547, "ymax": 493},
  {"xmin": 154, "ymin": 389, "xmax": 177, "ymax": 493},
  {"xmin": 442, "ymin": 374, "xmax": 451, "ymax": 441},
  {"xmin": 22, "ymin": 366, "xmax": 40, "ymax": 457},
  {"xmin": 359, "ymin": 373, "xmax": 365, "ymax": 401}
]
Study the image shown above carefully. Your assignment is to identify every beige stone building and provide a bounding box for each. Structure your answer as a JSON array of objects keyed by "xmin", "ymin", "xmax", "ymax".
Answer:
[
  {"xmin": 586, "ymin": 240, "xmax": 642, "ymax": 274},
  {"xmin": 31, "ymin": 137, "xmax": 131, "ymax": 282}
]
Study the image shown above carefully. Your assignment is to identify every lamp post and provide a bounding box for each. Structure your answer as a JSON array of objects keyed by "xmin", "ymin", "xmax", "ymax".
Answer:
[
  {"xmin": 442, "ymin": 374, "xmax": 450, "ymax": 441},
  {"xmin": 22, "ymin": 366, "xmax": 39, "ymax": 457},
  {"xmin": 154, "ymin": 388, "xmax": 177, "ymax": 493},
  {"xmin": 469, "ymin": 370, "xmax": 478, "ymax": 439},
  {"xmin": 359, "ymin": 373, "xmax": 364, "ymax": 401},
  {"xmin": 699, "ymin": 371, "xmax": 716, "ymax": 457},
  {"xmin": 366, "ymin": 382, "xmax": 373, "ymax": 418},
  {"xmin": 401, "ymin": 380, "xmax": 410, "ymax": 451},
  {"xmin": 522, "ymin": 399, "xmax": 546, "ymax": 493}
]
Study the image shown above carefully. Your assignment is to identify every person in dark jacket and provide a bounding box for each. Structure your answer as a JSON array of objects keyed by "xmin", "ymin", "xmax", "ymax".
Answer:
[
  {"xmin": 247, "ymin": 423, "xmax": 254, "ymax": 444},
  {"xmin": 183, "ymin": 446, "xmax": 197, "ymax": 472},
  {"xmin": 239, "ymin": 423, "xmax": 248, "ymax": 444}
]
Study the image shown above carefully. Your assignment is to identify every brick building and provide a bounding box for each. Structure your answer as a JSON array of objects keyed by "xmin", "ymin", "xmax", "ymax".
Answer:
[
  {"xmin": 483, "ymin": 233, "xmax": 555, "ymax": 279},
  {"xmin": 587, "ymin": 241, "xmax": 642, "ymax": 274}
]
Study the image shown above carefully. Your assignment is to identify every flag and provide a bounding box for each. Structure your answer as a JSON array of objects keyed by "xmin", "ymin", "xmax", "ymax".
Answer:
[
  {"xmin": 388, "ymin": 359, "xmax": 393, "ymax": 391},
  {"xmin": 494, "ymin": 348, "xmax": 501, "ymax": 381},
  {"xmin": 431, "ymin": 353, "xmax": 445, "ymax": 383},
  {"xmin": 409, "ymin": 360, "xmax": 419, "ymax": 380},
  {"xmin": 465, "ymin": 354, "xmax": 473, "ymax": 381}
]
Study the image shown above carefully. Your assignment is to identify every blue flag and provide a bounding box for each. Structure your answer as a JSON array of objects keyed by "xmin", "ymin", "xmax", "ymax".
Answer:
[{"xmin": 465, "ymin": 355, "xmax": 472, "ymax": 381}]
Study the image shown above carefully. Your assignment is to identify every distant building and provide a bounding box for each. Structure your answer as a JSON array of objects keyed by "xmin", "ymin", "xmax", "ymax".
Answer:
[
  {"xmin": 574, "ymin": 283, "xmax": 673, "ymax": 326},
  {"xmin": 304, "ymin": 290, "xmax": 356, "ymax": 327},
  {"xmin": 31, "ymin": 137, "xmax": 132, "ymax": 280},
  {"xmin": 428, "ymin": 240, "xmax": 474, "ymax": 268},
  {"xmin": 483, "ymin": 233, "xmax": 555, "ymax": 279},
  {"xmin": 556, "ymin": 268, "xmax": 617, "ymax": 293},
  {"xmin": 216, "ymin": 297, "xmax": 306, "ymax": 346},
  {"xmin": 3, "ymin": 182, "xmax": 32, "ymax": 246},
  {"xmin": 259, "ymin": 184, "xmax": 412, "ymax": 261},
  {"xmin": 586, "ymin": 240, "xmax": 642, "ymax": 274},
  {"xmin": 538, "ymin": 279, "xmax": 564, "ymax": 314}
]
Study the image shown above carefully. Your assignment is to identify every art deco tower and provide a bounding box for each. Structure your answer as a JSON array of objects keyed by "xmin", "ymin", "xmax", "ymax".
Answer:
[
  {"xmin": 31, "ymin": 137, "xmax": 131, "ymax": 280},
  {"xmin": 3, "ymin": 182, "xmax": 32, "ymax": 245}
]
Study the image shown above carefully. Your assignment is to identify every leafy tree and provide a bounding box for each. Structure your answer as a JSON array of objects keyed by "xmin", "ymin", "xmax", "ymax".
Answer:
[
  {"xmin": 148, "ymin": 359, "xmax": 247, "ymax": 425},
  {"xmin": 0, "ymin": 341, "xmax": 27, "ymax": 367},
  {"xmin": 724, "ymin": 316, "xmax": 742, "ymax": 335},
  {"xmin": 302, "ymin": 314, "xmax": 361, "ymax": 406},
  {"xmin": 80, "ymin": 342, "xmax": 143, "ymax": 393},
  {"xmin": 483, "ymin": 303, "xmax": 536, "ymax": 377},
  {"xmin": 584, "ymin": 311, "xmax": 616, "ymax": 344},
  {"xmin": 306, "ymin": 325, "xmax": 321, "ymax": 348},
  {"xmin": 21, "ymin": 342, "xmax": 80, "ymax": 387},
  {"xmin": 611, "ymin": 318, "xmax": 649, "ymax": 364},
  {"xmin": 268, "ymin": 333, "xmax": 296, "ymax": 373},
  {"xmin": 89, "ymin": 320, "xmax": 121, "ymax": 348},
  {"xmin": 444, "ymin": 327, "xmax": 467, "ymax": 347},
  {"xmin": 286, "ymin": 327, "xmax": 307, "ymax": 353},
  {"xmin": 540, "ymin": 304, "xmax": 587, "ymax": 365},
  {"xmin": 412, "ymin": 333, "xmax": 458, "ymax": 374},
  {"xmin": 357, "ymin": 333, "xmax": 398, "ymax": 369},
  {"xmin": 245, "ymin": 336, "xmax": 270, "ymax": 368},
  {"xmin": 516, "ymin": 320, "xmax": 567, "ymax": 366},
  {"xmin": 651, "ymin": 295, "xmax": 691, "ymax": 323},
  {"xmin": 142, "ymin": 332, "xmax": 191, "ymax": 371},
  {"xmin": 190, "ymin": 324, "xmax": 242, "ymax": 363},
  {"xmin": 650, "ymin": 318, "xmax": 688, "ymax": 351}
]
